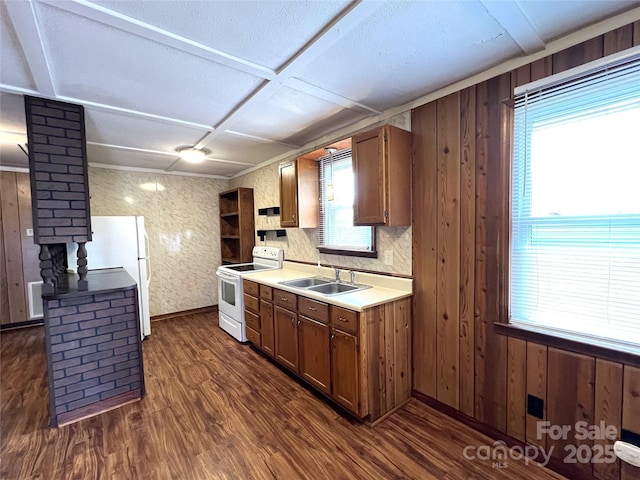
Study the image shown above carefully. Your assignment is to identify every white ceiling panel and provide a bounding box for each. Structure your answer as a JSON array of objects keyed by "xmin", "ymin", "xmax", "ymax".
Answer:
[
  {"xmin": 94, "ymin": 0, "xmax": 351, "ymax": 71},
  {"xmin": 520, "ymin": 1, "xmax": 637, "ymax": 41},
  {"xmin": 284, "ymin": 108, "xmax": 370, "ymax": 147},
  {"xmin": 34, "ymin": 2, "xmax": 263, "ymax": 126},
  {"xmin": 170, "ymin": 158, "xmax": 245, "ymax": 177},
  {"xmin": 203, "ymin": 133, "xmax": 294, "ymax": 165},
  {"xmin": 296, "ymin": 1, "xmax": 521, "ymax": 112},
  {"xmin": 84, "ymin": 108, "xmax": 209, "ymax": 152},
  {"xmin": 232, "ymin": 86, "xmax": 367, "ymax": 142},
  {"xmin": 0, "ymin": 2, "xmax": 37, "ymax": 90},
  {"xmin": 87, "ymin": 143, "xmax": 176, "ymax": 170}
]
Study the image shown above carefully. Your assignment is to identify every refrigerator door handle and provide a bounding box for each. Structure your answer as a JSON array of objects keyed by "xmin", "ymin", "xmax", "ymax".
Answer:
[{"xmin": 144, "ymin": 230, "xmax": 151, "ymax": 285}]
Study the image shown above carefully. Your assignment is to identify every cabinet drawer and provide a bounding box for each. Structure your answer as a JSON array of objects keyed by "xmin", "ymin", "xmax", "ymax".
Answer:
[
  {"xmin": 259, "ymin": 284, "xmax": 273, "ymax": 301},
  {"xmin": 246, "ymin": 326, "xmax": 261, "ymax": 345},
  {"xmin": 245, "ymin": 309, "xmax": 260, "ymax": 331},
  {"xmin": 330, "ymin": 306, "xmax": 358, "ymax": 335},
  {"xmin": 244, "ymin": 293, "xmax": 259, "ymax": 315},
  {"xmin": 274, "ymin": 289, "xmax": 297, "ymax": 310},
  {"xmin": 243, "ymin": 279, "xmax": 259, "ymax": 297},
  {"xmin": 298, "ymin": 297, "xmax": 328, "ymax": 324}
]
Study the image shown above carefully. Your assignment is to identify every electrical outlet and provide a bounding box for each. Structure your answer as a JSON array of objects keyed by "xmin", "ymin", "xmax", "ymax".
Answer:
[
  {"xmin": 26, "ymin": 228, "xmax": 33, "ymax": 237},
  {"xmin": 384, "ymin": 250, "xmax": 393, "ymax": 266},
  {"xmin": 527, "ymin": 394, "xmax": 544, "ymax": 419}
]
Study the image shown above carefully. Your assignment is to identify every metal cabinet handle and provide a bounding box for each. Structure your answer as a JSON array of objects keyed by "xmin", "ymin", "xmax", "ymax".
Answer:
[
  {"xmin": 280, "ymin": 297, "xmax": 287, "ymax": 301},
  {"xmin": 291, "ymin": 317, "xmax": 295, "ymax": 324},
  {"xmin": 308, "ymin": 306, "xmax": 317, "ymax": 311},
  {"xmin": 338, "ymin": 316, "xmax": 348, "ymax": 322}
]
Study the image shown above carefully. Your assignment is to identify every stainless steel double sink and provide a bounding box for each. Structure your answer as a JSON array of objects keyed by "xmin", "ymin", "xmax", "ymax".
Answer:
[{"xmin": 278, "ymin": 277, "xmax": 371, "ymax": 296}]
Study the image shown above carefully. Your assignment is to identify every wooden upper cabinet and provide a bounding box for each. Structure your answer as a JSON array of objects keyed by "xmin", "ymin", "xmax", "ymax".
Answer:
[
  {"xmin": 352, "ymin": 124, "xmax": 412, "ymax": 226},
  {"xmin": 279, "ymin": 157, "xmax": 319, "ymax": 228}
]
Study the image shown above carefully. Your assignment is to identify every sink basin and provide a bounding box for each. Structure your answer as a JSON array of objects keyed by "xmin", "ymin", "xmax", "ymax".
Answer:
[
  {"xmin": 307, "ymin": 282, "xmax": 371, "ymax": 296},
  {"xmin": 279, "ymin": 277, "xmax": 333, "ymax": 288}
]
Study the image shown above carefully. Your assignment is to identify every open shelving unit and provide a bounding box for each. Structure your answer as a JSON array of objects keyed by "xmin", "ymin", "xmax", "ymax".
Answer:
[{"xmin": 219, "ymin": 187, "xmax": 255, "ymax": 264}]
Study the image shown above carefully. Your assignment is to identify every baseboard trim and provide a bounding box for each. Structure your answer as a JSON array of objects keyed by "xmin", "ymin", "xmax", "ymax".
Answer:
[
  {"xmin": 56, "ymin": 389, "xmax": 142, "ymax": 427},
  {"xmin": 151, "ymin": 305, "xmax": 218, "ymax": 322},
  {"xmin": 412, "ymin": 391, "xmax": 594, "ymax": 480}
]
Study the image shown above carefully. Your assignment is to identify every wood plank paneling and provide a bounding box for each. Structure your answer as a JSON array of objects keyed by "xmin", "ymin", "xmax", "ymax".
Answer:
[
  {"xmin": 633, "ymin": 21, "xmax": 640, "ymax": 46},
  {"xmin": 552, "ymin": 36, "xmax": 604, "ymax": 73},
  {"xmin": 0, "ymin": 172, "xmax": 27, "ymax": 323},
  {"xmin": 530, "ymin": 57, "xmax": 553, "ymax": 82},
  {"xmin": 621, "ymin": 366, "xmax": 640, "ymax": 480},
  {"xmin": 458, "ymin": 86, "xmax": 476, "ymax": 417},
  {"xmin": 436, "ymin": 93, "xmax": 461, "ymax": 409},
  {"xmin": 0, "ymin": 199, "xmax": 9, "ymax": 323},
  {"xmin": 603, "ymin": 25, "xmax": 633, "ymax": 55},
  {"xmin": 16, "ymin": 172, "xmax": 40, "ymax": 320},
  {"xmin": 547, "ymin": 348, "xmax": 595, "ymax": 476},
  {"xmin": 507, "ymin": 337, "xmax": 527, "ymax": 441},
  {"xmin": 393, "ymin": 298, "xmax": 411, "ymax": 407},
  {"xmin": 411, "ymin": 103, "xmax": 438, "ymax": 397},
  {"xmin": 526, "ymin": 343, "xmax": 548, "ymax": 449},
  {"xmin": 473, "ymin": 74, "xmax": 509, "ymax": 432},
  {"xmin": 593, "ymin": 359, "xmax": 622, "ymax": 480}
]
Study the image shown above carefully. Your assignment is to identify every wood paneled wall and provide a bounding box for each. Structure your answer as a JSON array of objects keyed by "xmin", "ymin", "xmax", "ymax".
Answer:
[
  {"xmin": 0, "ymin": 171, "xmax": 41, "ymax": 324},
  {"xmin": 412, "ymin": 23, "xmax": 640, "ymax": 480}
]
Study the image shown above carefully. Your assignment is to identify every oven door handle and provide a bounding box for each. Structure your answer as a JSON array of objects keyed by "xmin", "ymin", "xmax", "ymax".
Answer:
[{"xmin": 217, "ymin": 270, "xmax": 241, "ymax": 282}]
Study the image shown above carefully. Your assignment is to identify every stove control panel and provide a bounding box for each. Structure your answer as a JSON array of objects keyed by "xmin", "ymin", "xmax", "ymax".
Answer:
[{"xmin": 252, "ymin": 246, "xmax": 284, "ymax": 261}]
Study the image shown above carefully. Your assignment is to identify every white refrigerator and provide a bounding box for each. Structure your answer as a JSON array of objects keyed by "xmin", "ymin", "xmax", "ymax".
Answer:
[{"xmin": 67, "ymin": 216, "xmax": 151, "ymax": 339}]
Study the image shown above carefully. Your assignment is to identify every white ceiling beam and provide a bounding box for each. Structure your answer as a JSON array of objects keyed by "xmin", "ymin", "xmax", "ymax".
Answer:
[
  {"xmin": 194, "ymin": 0, "xmax": 386, "ymax": 148},
  {"xmin": 223, "ymin": 130, "xmax": 302, "ymax": 148},
  {"xmin": 40, "ymin": 0, "xmax": 277, "ymax": 81},
  {"xmin": 4, "ymin": 0, "xmax": 56, "ymax": 96},
  {"xmin": 284, "ymin": 78, "xmax": 382, "ymax": 115},
  {"xmin": 480, "ymin": 0, "xmax": 545, "ymax": 55}
]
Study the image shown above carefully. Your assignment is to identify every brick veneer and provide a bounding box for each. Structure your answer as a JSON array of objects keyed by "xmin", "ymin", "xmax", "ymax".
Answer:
[
  {"xmin": 24, "ymin": 96, "xmax": 92, "ymax": 245},
  {"xmin": 44, "ymin": 287, "xmax": 144, "ymax": 426}
]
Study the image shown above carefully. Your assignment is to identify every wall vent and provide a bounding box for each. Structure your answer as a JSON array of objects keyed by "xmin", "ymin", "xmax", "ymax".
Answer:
[{"xmin": 28, "ymin": 281, "xmax": 44, "ymax": 319}]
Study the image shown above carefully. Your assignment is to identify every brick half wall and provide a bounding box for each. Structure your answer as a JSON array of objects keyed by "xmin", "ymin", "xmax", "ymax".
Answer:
[{"xmin": 44, "ymin": 288, "xmax": 144, "ymax": 426}]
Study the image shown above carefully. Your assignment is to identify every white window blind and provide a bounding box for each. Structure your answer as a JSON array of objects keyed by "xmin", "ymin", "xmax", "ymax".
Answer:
[
  {"xmin": 511, "ymin": 48, "xmax": 640, "ymax": 352},
  {"xmin": 318, "ymin": 149, "xmax": 374, "ymax": 253}
]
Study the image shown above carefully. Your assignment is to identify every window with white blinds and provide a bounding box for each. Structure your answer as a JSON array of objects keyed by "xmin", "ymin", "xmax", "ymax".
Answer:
[
  {"xmin": 318, "ymin": 149, "xmax": 374, "ymax": 255},
  {"xmin": 511, "ymin": 47, "xmax": 640, "ymax": 353}
]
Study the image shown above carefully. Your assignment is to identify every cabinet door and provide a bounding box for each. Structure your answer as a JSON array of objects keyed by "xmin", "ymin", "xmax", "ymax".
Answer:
[
  {"xmin": 331, "ymin": 329, "xmax": 360, "ymax": 415},
  {"xmin": 279, "ymin": 161, "xmax": 298, "ymax": 227},
  {"xmin": 274, "ymin": 305, "xmax": 298, "ymax": 371},
  {"xmin": 260, "ymin": 299, "xmax": 275, "ymax": 356},
  {"xmin": 298, "ymin": 315, "xmax": 331, "ymax": 394},
  {"xmin": 353, "ymin": 128, "xmax": 386, "ymax": 225}
]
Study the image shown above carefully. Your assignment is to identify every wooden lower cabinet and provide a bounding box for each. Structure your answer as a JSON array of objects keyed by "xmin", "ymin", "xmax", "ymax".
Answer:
[
  {"xmin": 274, "ymin": 305, "xmax": 299, "ymax": 371},
  {"xmin": 260, "ymin": 299, "xmax": 274, "ymax": 355},
  {"xmin": 298, "ymin": 316, "xmax": 331, "ymax": 394},
  {"xmin": 244, "ymin": 279, "xmax": 411, "ymax": 424},
  {"xmin": 331, "ymin": 328, "xmax": 359, "ymax": 413}
]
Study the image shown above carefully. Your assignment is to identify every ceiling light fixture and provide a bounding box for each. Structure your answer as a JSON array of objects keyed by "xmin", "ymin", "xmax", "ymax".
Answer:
[{"xmin": 177, "ymin": 146, "xmax": 209, "ymax": 163}]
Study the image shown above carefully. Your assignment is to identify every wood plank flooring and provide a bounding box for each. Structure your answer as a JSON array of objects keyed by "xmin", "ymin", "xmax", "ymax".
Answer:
[{"xmin": 1, "ymin": 313, "xmax": 567, "ymax": 479}]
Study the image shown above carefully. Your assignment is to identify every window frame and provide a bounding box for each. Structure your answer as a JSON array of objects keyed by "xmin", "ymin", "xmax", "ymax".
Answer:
[
  {"xmin": 501, "ymin": 46, "xmax": 640, "ymax": 361},
  {"xmin": 317, "ymin": 149, "xmax": 377, "ymax": 258}
]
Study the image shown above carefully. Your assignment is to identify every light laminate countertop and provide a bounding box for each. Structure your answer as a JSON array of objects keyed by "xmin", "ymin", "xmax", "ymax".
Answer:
[{"xmin": 242, "ymin": 262, "xmax": 412, "ymax": 312}]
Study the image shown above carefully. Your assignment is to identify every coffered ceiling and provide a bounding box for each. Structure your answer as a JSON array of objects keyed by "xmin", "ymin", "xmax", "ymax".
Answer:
[{"xmin": 1, "ymin": 0, "xmax": 639, "ymax": 177}]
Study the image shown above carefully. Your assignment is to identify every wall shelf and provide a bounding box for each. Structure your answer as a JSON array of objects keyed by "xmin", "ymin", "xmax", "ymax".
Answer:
[
  {"xmin": 257, "ymin": 229, "xmax": 286, "ymax": 241},
  {"xmin": 258, "ymin": 206, "xmax": 280, "ymax": 216}
]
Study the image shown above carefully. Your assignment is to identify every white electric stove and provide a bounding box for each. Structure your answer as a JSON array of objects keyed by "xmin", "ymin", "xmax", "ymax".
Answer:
[{"xmin": 216, "ymin": 246, "xmax": 284, "ymax": 342}]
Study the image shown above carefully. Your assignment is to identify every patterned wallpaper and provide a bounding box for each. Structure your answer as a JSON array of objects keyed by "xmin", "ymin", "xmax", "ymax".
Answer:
[
  {"xmin": 230, "ymin": 160, "xmax": 412, "ymax": 276},
  {"xmin": 88, "ymin": 167, "xmax": 229, "ymax": 316}
]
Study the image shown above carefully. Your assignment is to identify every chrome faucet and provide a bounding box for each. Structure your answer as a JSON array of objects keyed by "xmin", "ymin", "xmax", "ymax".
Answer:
[
  {"xmin": 349, "ymin": 270, "xmax": 355, "ymax": 285},
  {"xmin": 333, "ymin": 267, "xmax": 341, "ymax": 282}
]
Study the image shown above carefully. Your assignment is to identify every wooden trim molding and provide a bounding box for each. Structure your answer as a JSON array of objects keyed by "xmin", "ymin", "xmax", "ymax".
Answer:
[
  {"xmin": 151, "ymin": 305, "xmax": 217, "ymax": 322},
  {"xmin": 56, "ymin": 389, "xmax": 142, "ymax": 427},
  {"xmin": 412, "ymin": 391, "xmax": 597, "ymax": 480},
  {"xmin": 495, "ymin": 322, "xmax": 640, "ymax": 367}
]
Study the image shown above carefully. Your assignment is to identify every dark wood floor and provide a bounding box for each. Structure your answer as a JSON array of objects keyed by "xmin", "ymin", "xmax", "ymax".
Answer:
[{"xmin": 1, "ymin": 313, "xmax": 566, "ymax": 479}]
